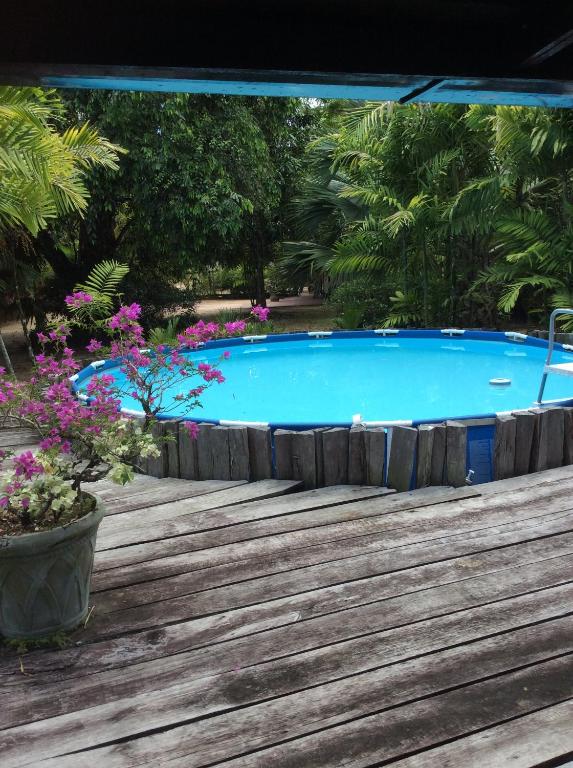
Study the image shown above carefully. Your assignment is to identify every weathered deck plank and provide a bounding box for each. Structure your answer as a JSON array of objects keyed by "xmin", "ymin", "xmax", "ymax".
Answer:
[
  {"xmin": 3, "ymin": 623, "xmax": 571, "ymax": 767},
  {"xmin": 1, "ymin": 446, "xmax": 572, "ymax": 768},
  {"xmin": 388, "ymin": 699, "xmax": 573, "ymax": 767}
]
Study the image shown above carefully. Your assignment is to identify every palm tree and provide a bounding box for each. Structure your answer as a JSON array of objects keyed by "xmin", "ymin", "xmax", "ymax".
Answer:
[
  {"xmin": 0, "ymin": 87, "xmax": 123, "ymax": 370},
  {"xmin": 283, "ymin": 101, "xmax": 573, "ymax": 330}
]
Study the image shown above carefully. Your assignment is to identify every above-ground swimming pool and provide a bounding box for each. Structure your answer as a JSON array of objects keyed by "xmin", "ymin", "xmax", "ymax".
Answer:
[{"xmin": 73, "ymin": 330, "xmax": 573, "ymax": 428}]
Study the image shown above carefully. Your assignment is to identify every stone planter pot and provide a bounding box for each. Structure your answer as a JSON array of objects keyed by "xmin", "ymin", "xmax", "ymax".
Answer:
[{"xmin": 0, "ymin": 494, "xmax": 105, "ymax": 639}]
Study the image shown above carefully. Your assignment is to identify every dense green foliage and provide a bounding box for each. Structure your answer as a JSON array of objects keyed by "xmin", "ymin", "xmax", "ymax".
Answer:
[
  {"xmin": 0, "ymin": 87, "xmax": 122, "ymax": 368},
  {"xmin": 283, "ymin": 102, "xmax": 573, "ymax": 329},
  {"xmin": 32, "ymin": 91, "xmax": 317, "ymax": 325}
]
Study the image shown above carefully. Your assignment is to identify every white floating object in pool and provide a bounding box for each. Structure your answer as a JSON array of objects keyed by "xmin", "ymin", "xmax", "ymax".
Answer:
[
  {"xmin": 352, "ymin": 413, "xmax": 362, "ymax": 424},
  {"xmin": 441, "ymin": 328, "xmax": 465, "ymax": 336},
  {"xmin": 490, "ymin": 378, "xmax": 511, "ymax": 386},
  {"xmin": 374, "ymin": 328, "xmax": 400, "ymax": 336}
]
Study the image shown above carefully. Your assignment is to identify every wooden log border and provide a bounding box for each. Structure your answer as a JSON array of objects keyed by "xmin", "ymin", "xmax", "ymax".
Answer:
[{"xmin": 144, "ymin": 405, "xmax": 573, "ymax": 490}]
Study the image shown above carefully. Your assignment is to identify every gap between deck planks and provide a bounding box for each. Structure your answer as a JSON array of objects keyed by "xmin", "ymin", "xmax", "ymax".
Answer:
[{"xmin": 1, "ymin": 468, "xmax": 572, "ymax": 768}]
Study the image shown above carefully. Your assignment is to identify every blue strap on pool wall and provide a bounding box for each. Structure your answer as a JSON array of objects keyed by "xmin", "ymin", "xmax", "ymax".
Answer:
[{"xmin": 467, "ymin": 424, "xmax": 495, "ymax": 484}]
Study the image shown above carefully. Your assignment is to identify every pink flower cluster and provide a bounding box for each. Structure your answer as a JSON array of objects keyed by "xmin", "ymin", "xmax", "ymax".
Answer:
[
  {"xmin": 0, "ymin": 299, "xmax": 272, "ymax": 518},
  {"xmin": 13, "ymin": 451, "xmax": 44, "ymax": 480},
  {"xmin": 251, "ymin": 305, "xmax": 270, "ymax": 322},
  {"xmin": 176, "ymin": 306, "xmax": 268, "ymax": 350},
  {"xmin": 65, "ymin": 292, "xmax": 93, "ymax": 309}
]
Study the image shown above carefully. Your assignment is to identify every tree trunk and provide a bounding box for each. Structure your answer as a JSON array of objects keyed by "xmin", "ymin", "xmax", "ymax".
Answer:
[
  {"xmin": 11, "ymin": 237, "xmax": 35, "ymax": 363},
  {"xmin": 422, "ymin": 242, "xmax": 429, "ymax": 327},
  {"xmin": 247, "ymin": 218, "xmax": 268, "ymax": 307},
  {"xmin": 0, "ymin": 330, "xmax": 15, "ymax": 377}
]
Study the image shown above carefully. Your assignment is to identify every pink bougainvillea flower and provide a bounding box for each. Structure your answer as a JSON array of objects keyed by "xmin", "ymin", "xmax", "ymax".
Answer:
[
  {"xmin": 224, "ymin": 320, "xmax": 247, "ymax": 334},
  {"xmin": 251, "ymin": 305, "xmax": 270, "ymax": 322},
  {"xmin": 183, "ymin": 422, "xmax": 200, "ymax": 439},
  {"xmin": 65, "ymin": 291, "xmax": 93, "ymax": 309},
  {"xmin": 13, "ymin": 451, "xmax": 44, "ymax": 480},
  {"xmin": 86, "ymin": 339, "xmax": 103, "ymax": 353}
]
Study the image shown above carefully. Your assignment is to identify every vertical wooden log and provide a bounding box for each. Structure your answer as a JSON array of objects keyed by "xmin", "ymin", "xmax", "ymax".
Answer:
[
  {"xmin": 545, "ymin": 407, "xmax": 565, "ymax": 469},
  {"xmin": 164, "ymin": 420, "xmax": 180, "ymax": 478},
  {"xmin": 196, "ymin": 423, "xmax": 215, "ymax": 480},
  {"xmin": 563, "ymin": 407, "xmax": 573, "ymax": 465},
  {"xmin": 493, "ymin": 414, "xmax": 516, "ymax": 481},
  {"xmin": 210, "ymin": 426, "xmax": 231, "ymax": 480},
  {"xmin": 430, "ymin": 423, "xmax": 446, "ymax": 485},
  {"xmin": 293, "ymin": 430, "xmax": 317, "ymax": 489},
  {"xmin": 387, "ymin": 425, "xmax": 417, "ymax": 492},
  {"xmin": 146, "ymin": 421, "xmax": 168, "ymax": 478},
  {"xmin": 248, "ymin": 426, "xmax": 273, "ymax": 480},
  {"xmin": 530, "ymin": 407, "xmax": 565, "ymax": 472},
  {"xmin": 178, "ymin": 423, "xmax": 199, "ymax": 480},
  {"xmin": 228, "ymin": 426, "xmax": 250, "ymax": 481},
  {"xmin": 446, "ymin": 420, "xmax": 467, "ymax": 488},
  {"xmin": 416, "ymin": 424, "xmax": 435, "ymax": 488},
  {"xmin": 314, "ymin": 427, "xmax": 328, "ymax": 487},
  {"xmin": 274, "ymin": 429, "xmax": 294, "ymax": 479},
  {"xmin": 512, "ymin": 410, "xmax": 537, "ymax": 476},
  {"xmin": 322, "ymin": 428, "xmax": 349, "ymax": 486},
  {"xmin": 348, "ymin": 425, "xmax": 366, "ymax": 485},
  {"xmin": 364, "ymin": 427, "xmax": 386, "ymax": 486}
]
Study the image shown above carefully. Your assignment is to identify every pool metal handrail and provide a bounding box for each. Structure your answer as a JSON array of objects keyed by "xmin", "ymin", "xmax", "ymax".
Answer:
[{"xmin": 537, "ymin": 307, "xmax": 573, "ymax": 404}]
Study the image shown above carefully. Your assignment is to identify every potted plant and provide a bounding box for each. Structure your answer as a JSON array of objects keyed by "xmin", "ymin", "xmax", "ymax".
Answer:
[{"xmin": 0, "ymin": 298, "xmax": 270, "ymax": 639}]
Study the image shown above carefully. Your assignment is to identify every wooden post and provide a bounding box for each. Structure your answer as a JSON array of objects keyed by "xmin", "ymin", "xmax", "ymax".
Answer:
[
  {"xmin": 348, "ymin": 425, "xmax": 366, "ymax": 485},
  {"xmin": 164, "ymin": 420, "xmax": 180, "ymax": 478},
  {"xmin": 530, "ymin": 407, "xmax": 565, "ymax": 472},
  {"xmin": 210, "ymin": 426, "xmax": 232, "ymax": 480},
  {"xmin": 274, "ymin": 429, "xmax": 294, "ymax": 479},
  {"xmin": 196, "ymin": 423, "xmax": 215, "ymax": 480},
  {"xmin": 512, "ymin": 410, "xmax": 537, "ymax": 476},
  {"xmin": 545, "ymin": 408, "xmax": 565, "ymax": 469},
  {"xmin": 247, "ymin": 426, "xmax": 273, "ymax": 480},
  {"xmin": 430, "ymin": 423, "xmax": 446, "ymax": 485},
  {"xmin": 364, "ymin": 427, "xmax": 386, "ymax": 486},
  {"xmin": 386, "ymin": 425, "xmax": 417, "ymax": 492},
  {"xmin": 293, "ymin": 430, "xmax": 317, "ymax": 489},
  {"xmin": 146, "ymin": 421, "xmax": 168, "ymax": 478},
  {"xmin": 314, "ymin": 427, "xmax": 328, "ymax": 487},
  {"xmin": 228, "ymin": 426, "xmax": 250, "ymax": 481},
  {"xmin": 416, "ymin": 424, "xmax": 435, "ymax": 488},
  {"xmin": 178, "ymin": 423, "xmax": 199, "ymax": 480},
  {"xmin": 563, "ymin": 407, "xmax": 573, "ymax": 466},
  {"xmin": 322, "ymin": 428, "xmax": 349, "ymax": 486},
  {"xmin": 446, "ymin": 420, "xmax": 467, "ymax": 488},
  {"xmin": 493, "ymin": 414, "xmax": 516, "ymax": 481}
]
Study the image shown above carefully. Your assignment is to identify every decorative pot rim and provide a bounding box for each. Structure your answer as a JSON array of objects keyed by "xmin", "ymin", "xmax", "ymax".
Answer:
[{"xmin": 0, "ymin": 492, "xmax": 105, "ymax": 557}]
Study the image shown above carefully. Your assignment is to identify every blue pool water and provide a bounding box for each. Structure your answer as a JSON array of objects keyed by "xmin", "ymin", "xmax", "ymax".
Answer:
[{"xmin": 76, "ymin": 333, "xmax": 573, "ymax": 427}]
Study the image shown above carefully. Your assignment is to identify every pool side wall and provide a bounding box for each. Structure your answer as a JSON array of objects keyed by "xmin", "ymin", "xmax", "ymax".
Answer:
[{"xmin": 72, "ymin": 330, "xmax": 573, "ymax": 489}]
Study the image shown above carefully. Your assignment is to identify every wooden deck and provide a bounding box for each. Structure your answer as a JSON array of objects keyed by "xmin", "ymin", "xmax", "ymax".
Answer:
[{"xmin": 1, "ymin": 446, "xmax": 573, "ymax": 765}]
